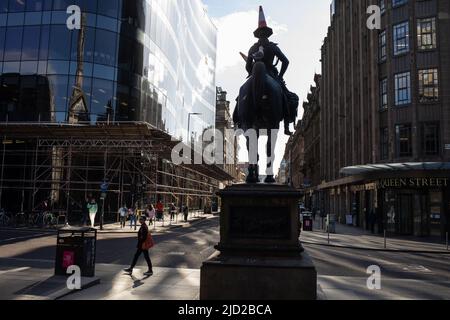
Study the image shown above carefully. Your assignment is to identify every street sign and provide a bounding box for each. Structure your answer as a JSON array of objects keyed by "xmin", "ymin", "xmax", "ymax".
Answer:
[{"xmin": 100, "ymin": 182, "xmax": 109, "ymax": 192}]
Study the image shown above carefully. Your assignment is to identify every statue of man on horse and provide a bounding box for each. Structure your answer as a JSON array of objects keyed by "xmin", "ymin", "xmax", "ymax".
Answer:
[{"xmin": 233, "ymin": 6, "xmax": 299, "ymax": 184}]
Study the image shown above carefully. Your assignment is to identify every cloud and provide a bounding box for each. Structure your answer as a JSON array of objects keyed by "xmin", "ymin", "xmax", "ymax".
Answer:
[{"xmin": 214, "ymin": 10, "xmax": 288, "ymax": 72}]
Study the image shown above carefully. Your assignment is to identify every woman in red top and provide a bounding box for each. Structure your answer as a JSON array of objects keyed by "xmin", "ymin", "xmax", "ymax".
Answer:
[{"xmin": 155, "ymin": 200, "xmax": 164, "ymax": 221}]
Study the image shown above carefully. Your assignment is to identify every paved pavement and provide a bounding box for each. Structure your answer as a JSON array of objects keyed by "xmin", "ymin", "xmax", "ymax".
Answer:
[
  {"xmin": 99, "ymin": 212, "xmax": 209, "ymax": 234},
  {"xmin": 1, "ymin": 215, "xmax": 449, "ymax": 300},
  {"xmin": 301, "ymin": 219, "xmax": 449, "ymax": 253},
  {"xmin": 0, "ymin": 217, "xmax": 218, "ymax": 300}
]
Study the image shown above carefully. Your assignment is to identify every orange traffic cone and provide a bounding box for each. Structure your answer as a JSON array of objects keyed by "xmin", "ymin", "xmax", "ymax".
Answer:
[{"xmin": 254, "ymin": 6, "xmax": 273, "ymax": 38}]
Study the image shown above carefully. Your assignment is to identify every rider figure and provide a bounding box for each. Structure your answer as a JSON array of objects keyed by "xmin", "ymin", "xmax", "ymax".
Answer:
[{"xmin": 246, "ymin": 6, "xmax": 293, "ymax": 136}]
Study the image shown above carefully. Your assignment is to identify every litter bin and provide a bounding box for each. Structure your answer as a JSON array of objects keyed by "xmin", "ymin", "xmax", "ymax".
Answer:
[
  {"xmin": 326, "ymin": 214, "xmax": 336, "ymax": 234},
  {"xmin": 55, "ymin": 227, "xmax": 97, "ymax": 277},
  {"xmin": 302, "ymin": 213, "xmax": 313, "ymax": 232}
]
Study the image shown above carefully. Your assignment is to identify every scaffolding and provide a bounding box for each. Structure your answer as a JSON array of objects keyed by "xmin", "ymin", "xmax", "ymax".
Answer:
[{"xmin": 0, "ymin": 122, "xmax": 232, "ymax": 222}]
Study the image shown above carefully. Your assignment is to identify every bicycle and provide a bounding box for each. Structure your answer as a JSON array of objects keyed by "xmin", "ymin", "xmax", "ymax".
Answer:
[
  {"xmin": 0, "ymin": 209, "xmax": 11, "ymax": 227},
  {"xmin": 42, "ymin": 211, "xmax": 57, "ymax": 228}
]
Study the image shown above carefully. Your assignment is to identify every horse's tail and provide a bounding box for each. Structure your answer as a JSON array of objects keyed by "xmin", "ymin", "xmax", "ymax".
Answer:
[{"xmin": 251, "ymin": 61, "xmax": 266, "ymax": 112}]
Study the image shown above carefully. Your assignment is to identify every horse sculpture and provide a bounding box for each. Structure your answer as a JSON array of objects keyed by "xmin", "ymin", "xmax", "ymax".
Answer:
[
  {"xmin": 233, "ymin": 6, "xmax": 298, "ymax": 184},
  {"xmin": 233, "ymin": 53, "xmax": 285, "ymax": 184}
]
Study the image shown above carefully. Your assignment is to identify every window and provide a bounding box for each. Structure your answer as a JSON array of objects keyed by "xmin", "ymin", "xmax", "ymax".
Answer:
[
  {"xmin": 379, "ymin": 30, "xmax": 387, "ymax": 62},
  {"xmin": 393, "ymin": 22, "xmax": 409, "ymax": 55},
  {"xmin": 396, "ymin": 124, "xmax": 412, "ymax": 157},
  {"xmin": 4, "ymin": 26, "xmax": 23, "ymax": 61},
  {"xmin": 395, "ymin": 72, "xmax": 411, "ymax": 106},
  {"xmin": 380, "ymin": 127, "xmax": 389, "ymax": 160},
  {"xmin": 418, "ymin": 69, "xmax": 439, "ymax": 103},
  {"xmin": 48, "ymin": 25, "xmax": 71, "ymax": 60},
  {"xmin": 21, "ymin": 26, "xmax": 40, "ymax": 60},
  {"xmin": 0, "ymin": 27, "xmax": 5, "ymax": 61},
  {"xmin": 98, "ymin": 0, "xmax": 119, "ymax": 18},
  {"xmin": 380, "ymin": 0, "xmax": 386, "ymax": 14},
  {"xmin": 94, "ymin": 29, "xmax": 117, "ymax": 66},
  {"xmin": 380, "ymin": 78, "xmax": 388, "ymax": 109},
  {"xmin": 417, "ymin": 18, "xmax": 436, "ymax": 50},
  {"xmin": 392, "ymin": 0, "xmax": 408, "ymax": 8},
  {"xmin": 8, "ymin": 0, "xmax": 26, "ymax": 12},
  {"xmin": 421, "ymin": 123, "xmax": 440, "ymax": 156}
]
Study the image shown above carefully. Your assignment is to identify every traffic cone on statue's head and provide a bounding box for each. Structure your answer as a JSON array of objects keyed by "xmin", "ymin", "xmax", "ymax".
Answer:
[{"xmin": 254, "ymin": 6, "xmax": 273, "ymax": 38}]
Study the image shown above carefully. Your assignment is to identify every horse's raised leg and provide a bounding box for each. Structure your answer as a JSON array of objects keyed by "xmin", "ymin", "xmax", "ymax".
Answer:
[{"xmin": 264, "ymin": 129, "xmax": 277, "ymax": 184}]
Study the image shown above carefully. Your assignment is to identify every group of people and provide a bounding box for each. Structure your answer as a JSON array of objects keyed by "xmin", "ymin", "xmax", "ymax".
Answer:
[
  {"xmin": 118, "ymin": 200, "xmax": 191, "ymax": 230},
  {"xmin": 122, "ymin": 201, "xmax": 190, "ymax": 276}
]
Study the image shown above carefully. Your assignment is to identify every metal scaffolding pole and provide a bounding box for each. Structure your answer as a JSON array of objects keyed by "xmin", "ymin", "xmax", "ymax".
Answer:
[{"xmin": 0, "ymin": 136, "xmax": 6, "ymax": 208}]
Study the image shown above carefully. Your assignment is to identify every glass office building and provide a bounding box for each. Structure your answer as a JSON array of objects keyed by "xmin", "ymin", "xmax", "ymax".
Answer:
[{"xmin": 0, "ymin": 0, "xmax": 217, "ymax": 141}]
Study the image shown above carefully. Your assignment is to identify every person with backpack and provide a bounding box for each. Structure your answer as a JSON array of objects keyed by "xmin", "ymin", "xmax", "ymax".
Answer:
[{"xmin": 124, "ymin": 216, "xmax": 154, "ymax": 276}]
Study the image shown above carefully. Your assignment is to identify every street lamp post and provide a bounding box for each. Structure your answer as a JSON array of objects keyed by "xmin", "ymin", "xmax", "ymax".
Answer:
[{"xmin": 187, "ymin": 113, "xmax": 202, "ymax": 144}]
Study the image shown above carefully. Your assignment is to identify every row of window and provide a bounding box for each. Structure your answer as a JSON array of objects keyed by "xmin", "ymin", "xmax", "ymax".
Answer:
[
  {"xmin": 379, "ymin": 17, "xmax": 437, "ymax": 61},
  {"xmin": 380, "ymin": 0, "xmax": 409, "ymax": 12},
  {"xmin": 1, "ymin": 0, "xmax": 121, "ymax": 18},
  {"xmin": 380, "ymin": 122, "xmax": 440, "ymax": 159},
  {"xmin": 379, "ymin": 68, "xmax": 438, "ymax": 109}
]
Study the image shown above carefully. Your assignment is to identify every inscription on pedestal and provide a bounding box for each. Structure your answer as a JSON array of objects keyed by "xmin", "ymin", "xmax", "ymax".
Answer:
[{"xmin": 229, "ymin": 206, "xmax": 291, "ymax": 240}]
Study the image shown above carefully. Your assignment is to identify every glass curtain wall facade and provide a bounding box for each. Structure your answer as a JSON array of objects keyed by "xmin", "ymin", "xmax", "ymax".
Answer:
[{"xmin": 0, "ymin": 0, "xmax": 217, "ymax": 142}]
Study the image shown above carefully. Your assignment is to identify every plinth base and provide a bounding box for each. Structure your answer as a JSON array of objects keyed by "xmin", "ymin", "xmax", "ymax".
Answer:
[
  {"xmin": 200, "ymin": 251, "xmax": 317, "ymax": 300},
  {"xmin": 200, "ymin": 183, "xmax": 317, "ymax": 300}
]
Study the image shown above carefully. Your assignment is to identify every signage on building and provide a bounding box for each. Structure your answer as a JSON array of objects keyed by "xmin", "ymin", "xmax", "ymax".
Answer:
[
  {"xmin": 350, "ymin": 183, "xmax": 377, "ymax": 192},
  {"xmin": 378, "ymin": 178, "xmax": 449, "ymax": 189}
]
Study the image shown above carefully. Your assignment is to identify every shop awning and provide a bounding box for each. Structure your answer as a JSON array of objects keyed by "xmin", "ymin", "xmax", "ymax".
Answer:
[{"xmin": 340, "ymin": 162, "xmax": 450, "ymax": 176}]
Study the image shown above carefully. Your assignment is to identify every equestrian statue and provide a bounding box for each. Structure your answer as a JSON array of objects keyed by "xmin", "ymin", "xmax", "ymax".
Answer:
[{"xmin": 233, "ymin": 6, "xmax": 299, "ymax": 184}]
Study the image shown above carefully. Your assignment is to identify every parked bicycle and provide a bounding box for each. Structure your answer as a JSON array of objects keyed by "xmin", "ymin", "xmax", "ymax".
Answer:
[
  {"xmin": 28, "ymin": 211, "xmax": 58, "ymax": 228},
  {"xmin": 42, "ymin": 211, "xmax": 58, "ymax": 228},
  {"xmin": 0, "ymin": 209, "xmax": 11, "ymax": 227}
]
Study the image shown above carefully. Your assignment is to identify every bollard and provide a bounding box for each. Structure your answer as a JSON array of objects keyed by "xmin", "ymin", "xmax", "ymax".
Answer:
[
  {"xmin": 446, "ymin": 232, "xmax": 449, "ymax": 251},
  {"xmin": 328, "ymin": 229, "xmax": 330, "ymax": 245},
  {"xmin": 384, "ymin": 230, "xmax": 387, "ymax": 249}
]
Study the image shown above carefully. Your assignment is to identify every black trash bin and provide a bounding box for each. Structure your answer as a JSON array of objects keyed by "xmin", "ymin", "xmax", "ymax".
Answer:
[
  {"xmin": 55, "ymin": 227, "xmax": 97, "ymax": 277},
  {"xmin": 302, "ymin": 214, "xmax": 313, "ymax": 232}
]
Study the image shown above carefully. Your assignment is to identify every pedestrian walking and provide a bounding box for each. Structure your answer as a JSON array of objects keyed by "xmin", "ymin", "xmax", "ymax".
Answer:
[
  {"xmin": 81, "ymin": 197, "xmax": 89, "ymax": 226},
  {"xmin": 129, "ymin": 207, "xmax": 137, "ymax": 230},
  {"xmin": 170, "ymin": 203, "xmax": 177, "ymax": 221},
  {"xmin": 146, "ymin": 204, "xmax": 156, "ymax": 225},
  {"xmin": 183, "ymin": 205, "xmax": 189, "ymax": 222},
  {"xmin": 156, "ymin": 200, "xmax": 164, "ymax": 221},
  {"xmin": 124, "ymin": 216, "xmax": 154, "ymax": 276},
  {"xmin": 87, "ymin": 198, "xmax": 98, "ymax": 228},
  {"xmin": 369, "ymin": 208, "xmax": 376, "ymax": 234},
  {"xmin": 119, "ymin": 205, "xmax": 128, "ymax": 229}
]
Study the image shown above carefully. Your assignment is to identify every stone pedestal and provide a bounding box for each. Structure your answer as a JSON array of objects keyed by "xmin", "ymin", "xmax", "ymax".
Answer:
[{"xmin": 200, "ymin": 184, "xmax": 317, "ymax": 300}]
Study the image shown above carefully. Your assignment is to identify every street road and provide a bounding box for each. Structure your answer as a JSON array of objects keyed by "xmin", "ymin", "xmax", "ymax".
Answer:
[{"xmin": 1, "ymin": 217, "xmax": 449, "ymax": 300}]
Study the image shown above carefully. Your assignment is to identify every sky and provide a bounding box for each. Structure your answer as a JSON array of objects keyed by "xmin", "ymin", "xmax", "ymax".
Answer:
[{"xmin": 203, "ymin": 0, "xmax": 332, "ymax": 175}]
